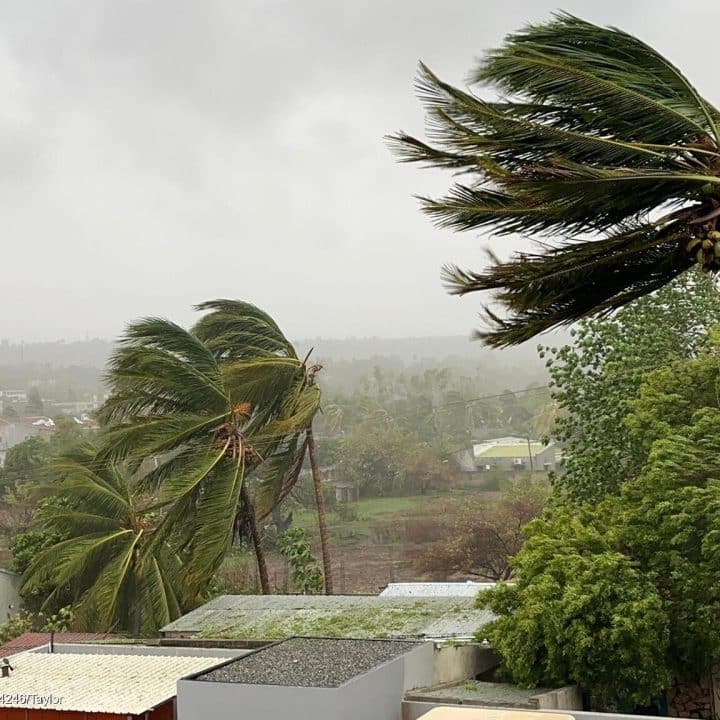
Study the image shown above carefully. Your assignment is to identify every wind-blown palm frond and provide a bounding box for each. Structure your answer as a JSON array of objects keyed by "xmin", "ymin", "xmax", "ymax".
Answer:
[
  {"xmin": 99, "ymin": 302, "xmax": 331, "ymax": 596},
  {"xmin": 193, "ymin": 300, "xmax": 334, "ymax": 592},
  {"xmin": 194, "ymin": 299, "xmax": 296, "ymax": 359},
  {"xmin": 389, "ymin": 13, "xmax": 720, "ymax": 345},
  {"xmin": 22, "ymin": 450, "xmax": 187, "ymax": 633}
]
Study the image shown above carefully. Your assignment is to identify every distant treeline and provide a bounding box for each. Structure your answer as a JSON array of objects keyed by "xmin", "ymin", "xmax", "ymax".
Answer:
[{"xmin": 0, "ymin": 335, "xmax": 551, "ymax": 409}]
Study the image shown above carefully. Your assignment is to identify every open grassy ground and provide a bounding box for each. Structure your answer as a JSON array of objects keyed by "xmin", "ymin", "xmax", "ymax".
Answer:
[{"xmin": 217, "ymin": 486, "xmax": 500, "ymax": 594}]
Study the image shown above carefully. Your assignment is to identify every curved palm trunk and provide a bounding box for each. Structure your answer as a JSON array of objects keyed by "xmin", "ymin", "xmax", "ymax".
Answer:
[
  {"xmin": 306, "ymin": 426, "xmax": 333, "ymax": 594},
  {"xmin": 240, "ymin": 482, "xmax": 270, "ymax": 594}
]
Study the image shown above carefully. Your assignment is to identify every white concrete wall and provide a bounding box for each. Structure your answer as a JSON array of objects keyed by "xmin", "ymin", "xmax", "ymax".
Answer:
[
  {"xmin": 403, "ymin": 644, "xmax": 436, "ymax": 691},
  {"xmin": 178, "ymin": 647, "xmax": 435, "ymax": 720},
  {"xmin": 533, "ymin": 686, "xmax": 583, "ymax": 710},
  {"xmin": 432, "ymin": 645, "xmax": 499, "ymax": 687},
  {"xmin": 178, "ymin": 656, "xmax": 406, "ymax": 720},
  {"xmin": 0, "ymin": 570, "xmax": 22, "ymax": 620}
]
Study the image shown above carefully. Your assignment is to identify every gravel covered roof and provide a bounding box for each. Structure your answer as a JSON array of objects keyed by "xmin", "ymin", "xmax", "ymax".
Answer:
[
  {"xmin": 161, "ymin": 594, "xmax": 494, "ymax": 642},
  {"xmin": 197, "ymin": 637, "xmax": 419, "ymax": 687}
]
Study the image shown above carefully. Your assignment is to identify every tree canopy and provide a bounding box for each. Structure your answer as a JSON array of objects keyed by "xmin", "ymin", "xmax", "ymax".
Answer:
[
  {"xmin": 542, "ymin": 270, "xmax": 720, "ymax": 502},
  {"xmin": 480, "ymin": 338, "xmax": 720, "ymax": 709},
  {"xmin": 21, "ymin": 448, "xmax": 186, "ymax": 633}
]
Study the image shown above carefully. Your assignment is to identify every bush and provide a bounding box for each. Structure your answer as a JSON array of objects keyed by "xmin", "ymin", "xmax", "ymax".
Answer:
[
  {"xmin": 418, "ymin": 478, "xmax": 547, "ymax": 581},
  {"xmin": 277, "ymin": 528, "xmax": 323, "ymax": 594},
  {"xmin": 333, "ymin": 503, "xmax": 358, "ymax": 522},
  {"xmin": 402, "ymin": 517, "xmax": 447, "ymax": 543}
]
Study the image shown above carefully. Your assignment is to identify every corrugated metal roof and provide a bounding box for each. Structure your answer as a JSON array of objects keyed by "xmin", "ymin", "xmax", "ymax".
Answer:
[
  {"xmin": 0, "ymin": 651, "xmax": 227, "ymax": 714},
  {"xmin": 0, "ymin": 632, "xmax": 109, "ymax": 658},
  {"xmin": 160, "ymin": 594, "xmax": 495, "ymax": 643},
  {"xmin": 379, "ymin": 582, "xmax": 496, "ymax": 597}
]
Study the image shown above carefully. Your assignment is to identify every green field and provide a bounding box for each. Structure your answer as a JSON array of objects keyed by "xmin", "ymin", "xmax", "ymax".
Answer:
[{"xmin": 218, "ymin": 487, "xmax": 500, "ymax": 594}]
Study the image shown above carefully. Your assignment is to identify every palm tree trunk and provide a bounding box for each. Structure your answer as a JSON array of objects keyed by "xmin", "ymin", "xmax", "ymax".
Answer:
[
  {"xmin": 240, "ymin": 482, "xmax": 270, "ymax": 594},
  {"xmin": 307, "ymin": 426, "xmax": 333, "ymax": 594}
]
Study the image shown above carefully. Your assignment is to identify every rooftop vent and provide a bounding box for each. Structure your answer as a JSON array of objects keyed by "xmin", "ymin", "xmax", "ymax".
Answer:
[{"xmin": 0, "ymin": 658, "xmax": 14, "ymax": 678}]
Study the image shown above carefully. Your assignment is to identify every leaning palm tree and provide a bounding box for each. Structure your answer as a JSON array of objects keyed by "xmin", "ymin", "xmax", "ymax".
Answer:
[
  {"xmin": 193, "ymin": 300, "xmax": 334, "ymax": 594},
  {"xmin": 389, "ymin": 13, "xmax": 720, "ymax": 346},
  {"xmin": 22, "ymin": 447, "xmax": 185, "ymax": 633},
  {"xmin": 99, "ymin": 318, "xmax": 319, "ymax": 596}
]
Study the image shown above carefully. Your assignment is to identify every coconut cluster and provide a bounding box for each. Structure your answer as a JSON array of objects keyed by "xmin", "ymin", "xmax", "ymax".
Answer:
[{"xmin": 687, "ymin": 231, "xmax": 720, "ymax": 272}]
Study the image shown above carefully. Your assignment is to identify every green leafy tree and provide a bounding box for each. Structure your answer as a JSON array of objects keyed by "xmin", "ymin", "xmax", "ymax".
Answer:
[
  {"xmin": 479, "ymin": 372, "xmax": 720, "ymax": 709},
  {"xmin": 0, "ymin": 436, "xmax": 52, "ymax": 498},
  {"xmin": 479, "ymin": 512, "xmax": 670, "ymax": 711},
  {"xmin": 541, "ymin": 270, "xmax": 720, "ymax": 502},
  {"xmin": 277, "ymin": 528, "xmax": 323, "ymax": 595},
  {"xmin": 21, "ymin": 448, "xmax": 186, "ymax": 634},
  {"xmin": 390, "ymin": 14, "xmax": 720, "ymax": 346},
  {"xmin": 335, "ymin": 414, "xmax": 449, "ymax": 497}
]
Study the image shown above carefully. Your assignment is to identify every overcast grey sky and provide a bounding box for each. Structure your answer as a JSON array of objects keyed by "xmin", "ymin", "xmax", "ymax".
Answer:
[{"xmin": 3, "ymin": 0, "xmax": 718, "ymax": 342}]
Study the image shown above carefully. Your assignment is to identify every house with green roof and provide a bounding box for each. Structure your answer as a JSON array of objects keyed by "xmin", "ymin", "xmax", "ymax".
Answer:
[{"xmin": 465, "ymin": 436, "xmax": 556, "ymax": 473}]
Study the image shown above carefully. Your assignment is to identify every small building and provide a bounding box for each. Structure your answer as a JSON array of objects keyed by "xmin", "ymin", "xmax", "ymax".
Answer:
[
  {"xmin": 0, "ymin": 391, "xmax": 27, "ymax": 404},
  {"xmin": 0, "ymin": 632, "xmax": 109, "ymax": 658},
  {"xmin": 332, "ymin": 479, "xmax": 358, "ymax": 503},
  {"xmin": 405, "ymin": 681, "xmax": 582, "ymax": 718},
  {"xmin": 468, "ymin": 437, "xmax": 556, "ymax": 473},
  {"xmin": 0, "ymin": 643, "xmax": 238, "ymax": 720},
  {"xmin": 178, "ymin": 636, "xmax": 434, "ymax": 720}
]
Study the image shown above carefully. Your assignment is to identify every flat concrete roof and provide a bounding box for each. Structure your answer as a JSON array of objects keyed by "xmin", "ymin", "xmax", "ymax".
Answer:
[
  {"xmin": 161, "ymin": 594, "xmax": 495, "ymax": 642},
  {"xmin": 408, "ymin": 681, "xmax": 557, "ymax": 708}
]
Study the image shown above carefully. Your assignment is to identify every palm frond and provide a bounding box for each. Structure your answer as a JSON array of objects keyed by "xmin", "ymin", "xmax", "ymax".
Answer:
[
  {"xmin": 99, "ymin": 413, "xmax": 226, "ymax": 463},
  {"xmin": 476, "ymin": 13, "xmax": 716, "ymax": 145},
  {"xmin": 255, "ymin": 434, "xmax": 308, "ymax": 518},
  {"xmin": 444, "ymin": 224, "xmax": 693, "ymax": 346},
  {"xmin": 101, "ymin": 319, "xmax": 226, "ymax": 423},
  {"xmin": 389, "ymin": 13, "xmax": 720, "ymax": 344},
  {"xmin": 193, "ymin": 299, "xmax": 296, "ymax": 359}
]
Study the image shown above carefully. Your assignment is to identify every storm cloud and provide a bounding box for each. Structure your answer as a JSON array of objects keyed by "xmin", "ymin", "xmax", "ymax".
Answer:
[{"xmin": 3, "ymin": 0, "xmax": 717, "ymax": 341}]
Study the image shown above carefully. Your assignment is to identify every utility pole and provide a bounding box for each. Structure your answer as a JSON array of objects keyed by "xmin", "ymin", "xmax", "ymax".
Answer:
[{"xmin": 527, "ymin": 436, "xmax": 534, "ymax": 474}]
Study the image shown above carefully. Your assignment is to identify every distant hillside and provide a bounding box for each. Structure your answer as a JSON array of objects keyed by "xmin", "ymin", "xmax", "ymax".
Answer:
[
  {"xmin": 0, "ymin": 339, "xmax": 113, "ymax": 368},
  {"xmin": 0, "ymin": 332, "xmax": 568, "ymax": 400},
  {"xmin": 297, "ymin": 333, "xmax": 569, "ymax": 396}
]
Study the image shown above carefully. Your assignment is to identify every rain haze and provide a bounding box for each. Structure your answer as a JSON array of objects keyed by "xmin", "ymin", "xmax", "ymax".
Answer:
[{"xmin": 3, "ymin": 0, "xmax": 717, "ymax": 343}]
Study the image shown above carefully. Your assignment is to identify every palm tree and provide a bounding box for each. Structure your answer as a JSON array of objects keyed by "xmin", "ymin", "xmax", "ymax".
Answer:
[
  {"xmin": 193, "ymin": 300, "xmax": 334, "ymax": 594},
  {"xmin": 21, "ymin": 447, "xmax": 185, "ymax": 633},
  {"xmin": 99, "ymin": 317, "xmax": 319, "ymax": 596},
  {"xmin": 389, "ymin": 13, "xmax": 720, "ymax": 346}
]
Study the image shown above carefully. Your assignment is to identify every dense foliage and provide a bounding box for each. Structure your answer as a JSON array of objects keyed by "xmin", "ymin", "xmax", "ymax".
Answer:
[
  {"xmin": 541, "ymin": 270, "xmax": 720, "ymax": 502},
  {"xmin": 276, "ymin": 528, "xmax": 323, "ymax": 595},
  {"xmin": 480, "ymin": 339, "xmax": 720, "ymax": 709},
  {"xmin": 21, "ymin": 448, "xmax": 186, "ymax": 633},
  {"xmin": 332, "ymin": 414, "xmax": 451, "ymax": 497}
]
